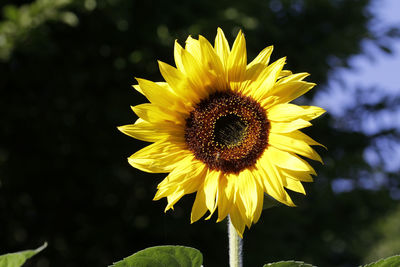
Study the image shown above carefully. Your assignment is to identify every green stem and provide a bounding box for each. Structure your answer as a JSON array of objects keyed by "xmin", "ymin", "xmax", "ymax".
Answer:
[{"xmin": 228, "ymin": 216, "xmax": 243, "ymax": 267}]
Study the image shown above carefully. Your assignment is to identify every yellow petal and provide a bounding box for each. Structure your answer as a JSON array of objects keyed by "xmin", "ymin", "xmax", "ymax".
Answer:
[
  {"xmin": 270, "ymin": 119, "xmax": 312, "ymax": 134},
  {"xmin": 158, "ymin": 61, "xmax": 200, "ymax": 105},
  {"xmin": 133, "ymin": 81, "xmax": 173, "ymax": 96},
  {"xmin": 269, "ymin": 133, "xmax": 323, "ymax": 163},
  {"xmin": 174, "ymin": 40, "xmax": 186, "ymax": 74},
  {"xmin": 247, "ymin": 57, "xmax": 286, "ymax": 100},
  {"xmin": 282, "ymin": 176, "xmax": 306, "ymax": 195},
  {"xmin": 278, "ymin": 70, "xmax": 292, "ymax": 78},
  {"xmin": 254, "ymin": 160, "xmax": 282, "ymax": 200},
  {"xmin": 253, "ymin": 180, "xmax": 264, "ymax": 223},
  {"xmin": 247, "ymin": 45, "xmax": 274, "ymax": 69},
  {"xmin": 267, "ymin": 104, "xmax": 304, "ymax": 121},
  {"xmin": 199, "ymin": 35, "xmax": 226, "ymax": 91},
  {"xmin": 191, "ymin": 186, "xmax": 208, "ymax": 223},
  {"xmin": 131, "ymin": 103, "xmax": 184, "ymax": 124},
  {"xmin": 216, "ymin": 174, "xmax": 233, "ymax": 222},
  {"xmin": 237, "ymin": 169, "xmax": 258, "ymax": 221},
  {"xmin": 229, "ymin": 206, "xmax": 245, "ymax": 238},
  {"xmin": 214, "ymin": 27, "xmax": 230, "ymax": 69},
  {"xmin": 158, "ymin": 60, "xmax": 185, "ymax": 90},
  {"xmin": 132, "ymin": 84, "xmax": 144, "ymax": 95},
  {"xmin": 154, "ymin": 186, "xmax": 178, "ymax": 203},
  {"xmin": 285, "ymin": 130, "xmax": 327, "ymax": 149},
  {"xmin": 257, "ymin": 153, "xmax": 295, "ymax": 206},
  {"xmin": 185, "ymin": 36, "xmax": 202, "ymax": 62},
  {"xmin": 240, "ymin": 46, "xmax": 273, "ymax": 94},
  {"xmin": 136, "ymin": 78, "xmax": 180, "ymax": 107},
  {"xmin": 227, "ymin": 30, "xmax": 247, "ymax": 91},
  {"xmin": 156, "ymin": 157, "xmax": 206, "ymax": 191},
  {"xmin": 163, "ymin": 161, "xmax": 206, "ymax": 211},
  {"xmin": 266, "ymin": 146, "xmax": 316, "ymax": 174},
  {"xmin": 267, "ymin": 103, "xmax": 326, "ymax": 122},
  {"xmin": 234, "ymin": 192, "xmax": 252, "ymax": 228},
  {"xmin": 280, "ymin": 168, "xmax": 314, "ymax": 182},
  {"xmin": 128, "ymin": 138, "xmax": 188, "ymax": 173},
  {"xmin": 118, "ymin": 118, "xmax": 180, "ymax": 142},
  {"xmin": 203, "ymin": 170, "xmax": 220, "ymax": 217},
  {"xmin": 165, "ymin": 190, "xmax": 185, "ymax": 211},
  {"xmin": 267, "ymin": 81, "xmax": 316, "ymax": 105},
  {"xmin": 180, "ymin": 45, "xmax": 209, "ymax": 99},
  {"xmin": 276, "ymin": 72, "xmax": 310, "ymax": 84}
]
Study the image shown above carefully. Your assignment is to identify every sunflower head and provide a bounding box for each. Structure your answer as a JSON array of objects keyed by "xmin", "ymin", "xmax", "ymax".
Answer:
[{"xmin": 119, "ymin": 28, "xmax": 325, "ymax": 237}]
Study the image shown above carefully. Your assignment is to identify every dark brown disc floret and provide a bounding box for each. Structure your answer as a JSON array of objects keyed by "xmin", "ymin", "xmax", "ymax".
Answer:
[{"xmin": 184, "ymin": 91, "xmax": 269, "ymax": 173}]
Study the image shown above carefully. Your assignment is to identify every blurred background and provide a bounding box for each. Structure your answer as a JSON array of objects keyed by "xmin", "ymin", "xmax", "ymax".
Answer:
[{"xmin": 1, "ymin": 0, "xmax": 400, "ymax": 266}]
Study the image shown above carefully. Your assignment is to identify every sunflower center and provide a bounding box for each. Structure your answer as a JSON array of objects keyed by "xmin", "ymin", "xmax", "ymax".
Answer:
[
  {"xmin": 214, "ymin": 114, "xmax": 247, "ymax": 147},
  {"xmin": 185, "ymin": 91, "xmax": 269, "ymax": 174}
]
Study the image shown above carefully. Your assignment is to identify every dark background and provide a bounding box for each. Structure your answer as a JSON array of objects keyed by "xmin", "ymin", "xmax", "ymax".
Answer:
[{"xmin": 1, "ymin": 0, "xmax": 400, "ymax": 266}]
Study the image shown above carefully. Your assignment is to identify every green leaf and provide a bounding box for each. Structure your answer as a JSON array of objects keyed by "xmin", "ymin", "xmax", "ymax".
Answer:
[
  {"xmin": 109, "ymin": 245, "xmax": 203, "ymax": 267},
  {"xmin": 263, "ymin": 260, "xmax": 315, "ymax": 267},
  {"xmin": 0, "ymin": 242, "xmax": 47, "ymax": 267},
  {"xmin": 363, "ymin": 255, "xmax": 400, "ymax": 267}
]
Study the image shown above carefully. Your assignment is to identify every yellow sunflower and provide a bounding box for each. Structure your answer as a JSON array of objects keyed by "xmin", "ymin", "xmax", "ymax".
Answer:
[{"xmin": 119, "ymin": 28, "xmax": 325, "ymax": 237}]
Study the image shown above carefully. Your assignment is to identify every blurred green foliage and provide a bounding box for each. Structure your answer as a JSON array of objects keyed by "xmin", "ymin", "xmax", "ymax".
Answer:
[
  {"xmin": 362, "ymin": 205, "xmax": 400, "ymax": 264},
  {"xmin": 0, "ymin": 0, "xmax": 399, "ymax": 267},
  {"xmin": 0, "ymin": 0, "xmax": 75, "ymax": 60}
]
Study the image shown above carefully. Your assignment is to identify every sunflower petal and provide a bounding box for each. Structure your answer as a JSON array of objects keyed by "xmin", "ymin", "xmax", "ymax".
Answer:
[
  {"xmin": 285, "ymin": 130, "xmax": 327, "ymax": 149},
  {"xmin": 276, "ymin": 72, "xmax": 310, "ymax": 84},
  {"xmin": 278, "ymin": 70, "xmax": 292, "ymax": 78},
  {"xmin": 282, "ymin": 177, "xmax": 306, "ymax": 195},
  {"xmin": 269, "ymin": 133, "xmax": 323, "ymax": 163},
  {"xmin": 216, "ymin": 175, "xmax": 233, "ymax": 222},
  {"xmin": 165, "ymin": 190, "xmax": 185, "ymax": 211},
  {"xmin": 248, "ymin": 57, "xmax": 286, "ymax": 100},
  {"xmin": 180, "ymin": 45, "xmax": 209, "ymax": 98},
  {"xmin": 227, "ymin": 30, "xmax": 247, "ymax": 91},
  {"xmin": 185, "ymin": 36, "xmax": 202, "ymax": 62},
  {"xmin": 174, "ymin": 40, "xmax": 186, "ymax": 74},
  {"xmin": 238, "ymin": 169, "xmax": 258, "ymax": 221},
  {"xmin": 270, "ymin": 119, "xmax": 312, "ymax": 133},
  {"xmin": 253, "ymin": 181, "xmax": 264, "ymax": 223},
  {"xmin": 128, "ymin": 138, "xmax": 188, "ymax": 173},
  {"xmin": 214, "ymin": 27, "xmax": 230, "ymax": 69},
  {"xmin": 266, "ymin": 146, "xmax": 317, "ymax": 175},
  {"xmin": 199, "ymin": 35, "xmax": 226, "ymax": 91},
  {"xmin": 191, "ymin": 187, "xmax": 208, "ymax": 223},
  {"xmin": 247, "ymin": 45, "xmax": 274, "ymax": 69},
  {"xmin": 158, "ymin": 61, "xmax": 186, "ymax": 91},
  {"xmin": 258, "ymin": 153, "xmax": 295, "ymax": 206},
  {"xmin": 235, "ymin": 192, "xmax": 252, "ymax": 228},
  {"xmin": 136, "ymin": 78, "xmax": 180, "ymax": 107},
  {"xmin": 280, "ymin": 168, "xmax": 314, "ymax": 182},
  {"xmin": 156, "ymin": 157, "xmax": 206, "ymax": 191},
  {"xmin": 132, "ymin": 84, "xmax": 144, "ymax": 95},
  {"xmin": 131, "ymin": 103, "xmax": 184, "ymax": 124},
  {"xmin": 268, "ymin": 81, "xmax": 316, "ymax": 104},
  {"xmin": 267, "ymin": 103, "xmax": 326, "ymax": 122},
  {"xmin": 158, "ymin": 61, "xmax": 199, "ymax": 104},
  {"xmin": 162, "ymin": 161, "xmax": 207, "ymax": 211},
  {"xmin": 229, "ymin": 206, "xmax": 245, "ymax": 238},
  {"xmin": 241, "ymin": 46, "xmax": 273, "ymax": 93},
  {"xmin": 118, "ymin": 118, "xmax": 180, "ymax": 142},
  {"xmin": 203, "ymin": 170, "xmax": 220, "ymax": 217}
]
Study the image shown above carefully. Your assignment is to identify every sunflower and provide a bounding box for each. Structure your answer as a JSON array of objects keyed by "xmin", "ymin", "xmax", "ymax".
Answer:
[{"xmin": 119, "ymin": 28, "xmax": 325, "ymax": 237}]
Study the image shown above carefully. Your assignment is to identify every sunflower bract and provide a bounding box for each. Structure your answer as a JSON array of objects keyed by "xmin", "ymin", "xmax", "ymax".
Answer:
[{"xmin": 118, "ymin": 28, "xmax": 325, "ymax": 237}]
